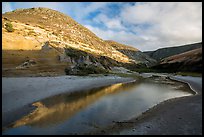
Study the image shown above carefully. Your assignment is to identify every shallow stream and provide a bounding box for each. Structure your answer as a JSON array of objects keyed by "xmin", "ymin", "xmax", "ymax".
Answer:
[{"xmin": 2, "ymin": 76, "xmax": 194, "ymax": 135}]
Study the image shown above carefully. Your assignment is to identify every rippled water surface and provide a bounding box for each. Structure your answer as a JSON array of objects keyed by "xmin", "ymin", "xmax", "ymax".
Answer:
[{"xmin": 3, "ymin": 77, "xmax": 194, "ymax": 135}]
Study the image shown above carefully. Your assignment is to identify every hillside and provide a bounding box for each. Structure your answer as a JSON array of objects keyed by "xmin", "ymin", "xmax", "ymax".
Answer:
[
  {"xmin": 2, "ymin": 7, "xmax": 156, "ymax": 76},
  {"xmin": 151, "ymin": 48, "xmax": 202, "ymax": 73},
  {"xmin": 144, "ymin": 42, "xmax": 202, "ymax": 61},
  {"xmin": 106, "ymin": 40, "xmax": 157, "ymax": 68}
]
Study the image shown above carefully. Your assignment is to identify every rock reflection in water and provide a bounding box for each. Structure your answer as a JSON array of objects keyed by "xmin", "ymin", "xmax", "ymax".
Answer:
[{"xmin": 11, "ymin": 81, "xmax": 139, "ymax": 128}]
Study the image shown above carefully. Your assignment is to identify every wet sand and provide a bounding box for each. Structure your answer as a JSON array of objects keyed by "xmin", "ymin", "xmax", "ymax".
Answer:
[
  {"xmin": 91, "ymin": 75, "xmax": 202, "ymax": 135},
  {"xmin": 2, "ymin": 75, "xmax": 134, "ymax": 127}
]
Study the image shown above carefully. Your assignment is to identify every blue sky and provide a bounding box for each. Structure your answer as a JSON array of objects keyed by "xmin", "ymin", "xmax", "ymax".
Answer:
[{"xmin": 2, "ymin": 2, "xmax": 202, "ymax": 51}]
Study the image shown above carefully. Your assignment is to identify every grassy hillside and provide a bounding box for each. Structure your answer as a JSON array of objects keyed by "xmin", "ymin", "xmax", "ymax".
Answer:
[
  {"xmin": 2, "ymin": 7, "xmax": 157, "ymax": 76},
  {"xmin": 144, "ymin": 42, "xmax": 202, "ymax": 61},
  {"xmin": 151, "ymin": 48, "xmax": 202, "ymax": 73}
]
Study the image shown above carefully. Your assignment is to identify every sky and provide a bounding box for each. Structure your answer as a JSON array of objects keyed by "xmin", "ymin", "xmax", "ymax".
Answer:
[{"xmin": 2, "ymin": 2, "xmax": 202, "ymax": 51}]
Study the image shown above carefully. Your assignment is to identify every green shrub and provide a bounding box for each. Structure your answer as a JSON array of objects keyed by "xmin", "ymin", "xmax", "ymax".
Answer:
[
  {"xmin": 65, "ymin": 48, "xmax": 87, "ymax": 58},
  {"xmin": 78, "ymin": 64, "xmax": 108, "ymax": 74},
  {"xmin": 64, "ymin": 67, "xmax": 71, "ymax": 75},
  {"xmin": 5, "ymin": 22, "xmax": 14, "ymax": 32},
  {"xmin": 65, "ymin": 63, "xmax": 109, "ymax": 76}
]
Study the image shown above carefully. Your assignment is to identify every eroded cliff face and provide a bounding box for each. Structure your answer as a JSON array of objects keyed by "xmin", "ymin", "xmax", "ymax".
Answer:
[{"xmin": 2, "ymin": 7, "xmax": 157, "ymax": 76}]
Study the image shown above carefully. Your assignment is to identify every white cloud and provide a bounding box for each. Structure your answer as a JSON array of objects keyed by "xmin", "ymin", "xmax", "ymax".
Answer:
[
  {"xmin": 85, "ymin": 25, "xmax": 145, "ymax": 50},
  {"xmin": 77, "ymin": 2, "xmax": 203, "ymax": 51},
  {"xmin": 93, "ymin": 13, "xmax": 125, "ymax": 30},
  {"xmin": 2, "ymin": 2, "xmax": 13, "ymax": 13},
  {"xmin": 120, "ymin": 2, "xmax": 202, "ymax": 51},
  {"xmin": 106, "ymin": 20, "xmax": 124, "ymax": 30},
  {"xmin": 83, "ymin": 2, "xmax": 109, "ymax": 15}
]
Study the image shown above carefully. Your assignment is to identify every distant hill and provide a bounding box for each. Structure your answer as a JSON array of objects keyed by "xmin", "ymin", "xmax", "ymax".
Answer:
[
  {"xmin": 144, "ymin": 42, "xmax": 202, "ymax": 61},
  {"xmin": 151, "ymin": 47, "xmax": 202, "ymax": 73}
]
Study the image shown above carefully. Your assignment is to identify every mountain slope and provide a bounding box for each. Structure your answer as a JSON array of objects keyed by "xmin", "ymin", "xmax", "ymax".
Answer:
[
  {"xmin": 151, "ymin": 47, "xmax": 202, "ymax": 72},
  {"xmin": 144, "ymin": 42, "xmax": 202, "ymax": 61},
  {"xmin": 106, "ymin": 40, "xmax": 157, "ymax": 68},
  {"xmin": 2, "ymin": 7, "xmax": 130, "ymax": 63},
  {"xmin": 2, "ymin": 7, "xmax": 156, "ymax": 76}
]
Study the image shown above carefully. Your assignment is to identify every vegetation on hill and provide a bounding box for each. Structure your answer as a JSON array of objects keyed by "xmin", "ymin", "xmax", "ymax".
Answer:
[{"xmin": 5, "ymin": 22, "xmax": 14, "ymax": 32}]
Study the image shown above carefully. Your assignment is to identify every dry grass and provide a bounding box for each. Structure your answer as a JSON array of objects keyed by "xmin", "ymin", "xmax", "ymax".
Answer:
[
  {"xmin": 2, "ymin": 50, "xmax": 67, "ymax": 76},
  {"xmin": 161, "ymin": 48, "xmax": 202, "ymax": 64},
  {"xmin": 2, "ymin": 8, "xmax": 137, "ymax": 64}
]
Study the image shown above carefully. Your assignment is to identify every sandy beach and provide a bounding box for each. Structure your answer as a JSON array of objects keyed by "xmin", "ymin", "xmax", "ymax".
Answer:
[{"xmin": 91, "ymin": 75, "xmax": 202, "ymax": 135}]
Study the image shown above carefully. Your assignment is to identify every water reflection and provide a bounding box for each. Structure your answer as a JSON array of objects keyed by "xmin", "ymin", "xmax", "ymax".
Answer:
[
  {"xmin": 10, "ymin": 81, "xmax": 139, "ymax": 128},
  {"xmin": 4, "ymin": 77, "xmax": 193, "ymax": 135}
]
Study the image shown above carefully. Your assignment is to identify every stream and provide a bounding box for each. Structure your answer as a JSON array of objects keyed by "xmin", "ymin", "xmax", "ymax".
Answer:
[{"xmin": 2, "ymin": 76, "xmax": 195, "ymax": 135}]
